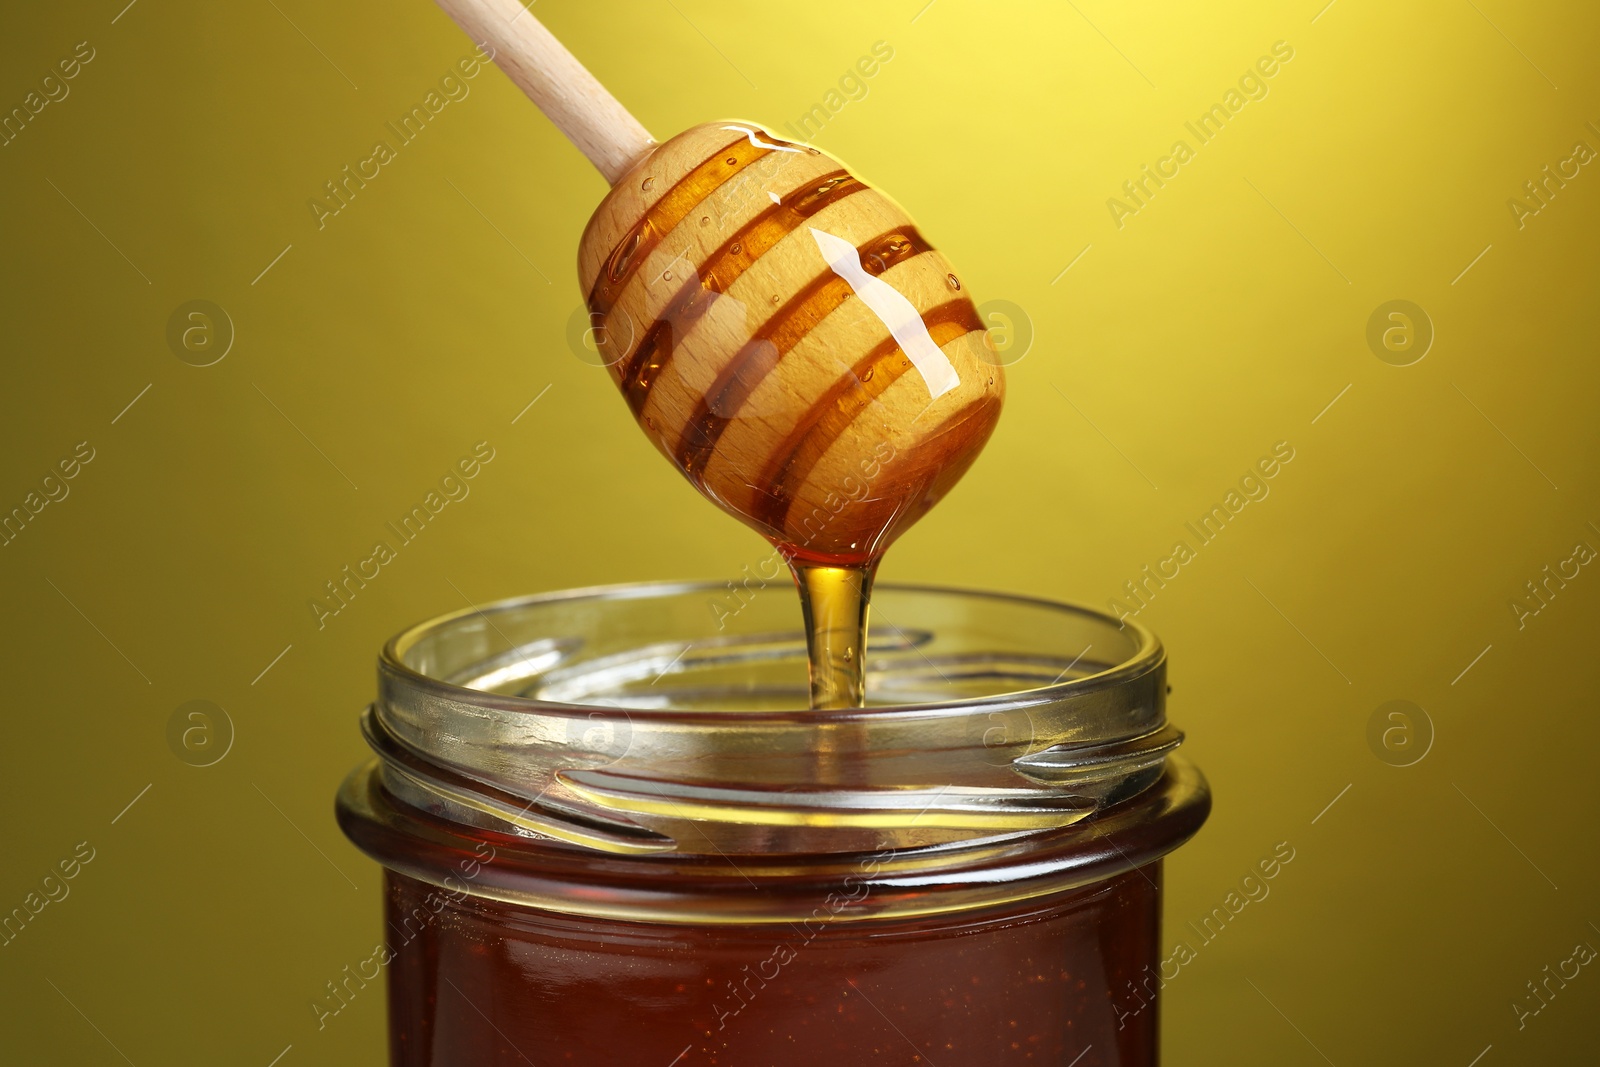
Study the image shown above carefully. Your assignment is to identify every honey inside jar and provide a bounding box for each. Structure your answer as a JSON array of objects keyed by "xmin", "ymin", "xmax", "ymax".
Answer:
[{"xmin": 380, "ymin": 866, "xmax": 1163, "ymax": 1067}]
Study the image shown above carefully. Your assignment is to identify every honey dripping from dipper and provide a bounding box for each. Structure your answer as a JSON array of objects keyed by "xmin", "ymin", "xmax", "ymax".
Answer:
[{"xmin": 581, "ymin": 125, "xmax": 1005, "ymax": 708}]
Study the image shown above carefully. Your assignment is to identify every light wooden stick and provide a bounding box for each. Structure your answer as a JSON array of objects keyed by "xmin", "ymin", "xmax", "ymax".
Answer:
[{"xmin": 435, "ymin": 0, "xmax": 656, "ymax": 184}]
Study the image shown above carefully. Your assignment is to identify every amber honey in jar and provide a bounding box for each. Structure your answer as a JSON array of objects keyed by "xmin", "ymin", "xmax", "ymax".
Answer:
[{"xmin": 335, "ymin": 582, "xmax": 1209, "ymax": 1066}]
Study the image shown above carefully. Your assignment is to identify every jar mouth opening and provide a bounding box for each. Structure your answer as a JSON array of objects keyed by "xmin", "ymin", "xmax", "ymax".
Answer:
[{"xmin": 380, "ymin": 580, "xmax": 1163, "ymax": 720}]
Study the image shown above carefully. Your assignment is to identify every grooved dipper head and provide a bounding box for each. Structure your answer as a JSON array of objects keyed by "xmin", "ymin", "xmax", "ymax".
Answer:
[{"xmin": 578, "ymin": 122, "xmax": 1004, "ymax": 566}]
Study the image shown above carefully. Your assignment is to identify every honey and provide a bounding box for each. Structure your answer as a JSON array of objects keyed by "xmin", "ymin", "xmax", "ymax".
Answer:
[{"xmin": 381, "ymin": 865, "xmax": 1163, "ymax": 1066}]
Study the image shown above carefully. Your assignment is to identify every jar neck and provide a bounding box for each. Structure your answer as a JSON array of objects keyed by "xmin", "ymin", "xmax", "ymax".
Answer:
[
  {"xmin": 337, "ymin": 756, "xmax": 1209, "ymax": 925},
  {"xmin": 336, "ymin": 582, "xmax": 1210, "ymax": 922}
]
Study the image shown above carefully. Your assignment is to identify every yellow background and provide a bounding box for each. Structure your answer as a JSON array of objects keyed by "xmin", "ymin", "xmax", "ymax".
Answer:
[{"xmin": 2, "ymin": 0, "xmax": 1597, "ymax": 1063}]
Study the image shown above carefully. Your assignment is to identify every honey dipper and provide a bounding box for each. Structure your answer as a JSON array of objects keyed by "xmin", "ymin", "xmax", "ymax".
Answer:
[{"xmin": 437, "ymin": 0, "xmax": 1005, "ymax": 706}]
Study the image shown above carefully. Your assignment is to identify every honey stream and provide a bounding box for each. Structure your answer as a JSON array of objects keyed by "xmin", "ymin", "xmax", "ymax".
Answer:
[{"xmin": 791, "ymin": 562, "xmax": 877, "ymax": 710}]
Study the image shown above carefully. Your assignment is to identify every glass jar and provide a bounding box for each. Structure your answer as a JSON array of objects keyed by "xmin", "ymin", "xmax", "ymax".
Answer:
[{"xmin": 335, "ymin": 582, "xmax": 1209, "ymax": 1066}]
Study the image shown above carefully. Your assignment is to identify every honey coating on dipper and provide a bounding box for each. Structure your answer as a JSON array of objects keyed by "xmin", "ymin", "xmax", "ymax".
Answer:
[
  {"xmin": 578, "ymin": 123, "xmax": 1003, "ymax": 708},
  {"xmin": 579, "ymin": 122, "xmax": 1004, "ymax": 570}
]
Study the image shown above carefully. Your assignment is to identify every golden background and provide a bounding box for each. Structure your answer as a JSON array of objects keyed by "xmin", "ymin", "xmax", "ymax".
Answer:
[{"xmin": 2, "ymin": 0, "xmax": 1597, "ymax": 1063}]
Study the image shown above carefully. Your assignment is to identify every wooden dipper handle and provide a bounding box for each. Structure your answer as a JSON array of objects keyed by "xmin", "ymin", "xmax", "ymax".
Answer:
[{"xmin": 434, "ymin": 0, "xmax": 656, "ymax": 184}]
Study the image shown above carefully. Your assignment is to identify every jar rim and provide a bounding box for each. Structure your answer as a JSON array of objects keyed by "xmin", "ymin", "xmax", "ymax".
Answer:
[{"xmin": 380, "ymin": 580, "xmax": 1164, "ymax": 720}]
